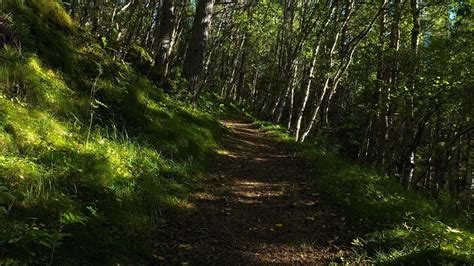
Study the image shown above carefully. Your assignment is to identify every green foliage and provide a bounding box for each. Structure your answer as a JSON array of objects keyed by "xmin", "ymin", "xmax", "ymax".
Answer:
[
  {"xmin": 0, "ymin": 182, "xmax": 17, "ymax": 216},
  {"xmin": 198, "ymin": 92, "xmax": 253, "ymax": 120},
  {"xmin": 0, "ymin": 220, "xmax": 67, "ymax": 264}
]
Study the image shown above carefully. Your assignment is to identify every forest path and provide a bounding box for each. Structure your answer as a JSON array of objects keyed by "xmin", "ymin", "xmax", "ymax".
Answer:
[{"xmin": 155, "ymin": 119, "xmax": 351, "ymax": 264}]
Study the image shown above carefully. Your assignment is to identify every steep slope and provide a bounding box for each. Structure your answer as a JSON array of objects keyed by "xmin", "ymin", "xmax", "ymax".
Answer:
[{"xmin": 0, "ymin": 1, "xmax": 220, "ymax": 264}]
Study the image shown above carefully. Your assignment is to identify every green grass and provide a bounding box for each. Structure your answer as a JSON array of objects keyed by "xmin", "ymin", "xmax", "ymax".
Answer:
[
  {"xmin": 252, "ymin": 120, "xmax": 294, "ymax": 142},
  {"xmin": 0, "ymin": 1, "xmax": 221, "ymax": 264}
]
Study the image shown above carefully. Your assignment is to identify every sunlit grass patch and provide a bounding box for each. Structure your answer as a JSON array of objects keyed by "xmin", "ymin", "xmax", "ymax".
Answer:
[
  {"xmin": 358, "ymin": 219, "xmax": 474, "ymax": 264},
  {"xmin": 25, "ymin": 0, "xmax": 76, "ymax": 32},
  {"xmin": 253, "ymin": 120, "xmax": 294, "ymax": 142},
  {"xmin": 0, "ymin": 49, "xmax": 76, "ymax": 113},
  {"xmin": 0, "ymin": 89, "xmax": 220, "ymax": 263}
]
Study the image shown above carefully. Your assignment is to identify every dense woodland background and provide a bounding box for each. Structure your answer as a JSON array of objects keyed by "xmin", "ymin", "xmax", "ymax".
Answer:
[
  {"xmin": 0, "ymin": 0, "xmax": 473, "ymax": 264},
  {"xmin": 61, "ymin": 0, "xmax": 473, "ymax": 205}
]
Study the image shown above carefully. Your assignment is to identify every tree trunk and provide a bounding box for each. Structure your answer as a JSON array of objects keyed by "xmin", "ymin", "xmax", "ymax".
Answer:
[
  {"xmin": 182, "ymin": 0, "xmax": 215, "ymax": 104},
  {"xmin": 153, "ymin": 0, "xmax": 176, "ymax": 81},
  {"xmin": 378, "ymin": 0, "xmax": 401, "ymax": 171},
  {"xmin": 402, "ymin": 0, "xmax": 420, "ymax": 188},
  {"xmin": 298, "ymin": 8, "xmax": 346, "ymax": 142},
  {"xmin": 276, "ymin": 62, "xmax": 298, "ymax": 124},
  {"xmin": 464, "ymin": 131, "xmax": 474, "ymax": 207},
  {"xmin": 287, "ymin": 73, "xmax": 296, "ymax": 129},
  {"xmin": 299, "ymin": 1, "xmax": 384, "ymax": 142},
  {"xmin": 225, "ymin": 35, "xmax": 246, "ymax": 101},
  {"xmin": 293, "ymin": 4, "xmax": 336, "ymax": 140}
]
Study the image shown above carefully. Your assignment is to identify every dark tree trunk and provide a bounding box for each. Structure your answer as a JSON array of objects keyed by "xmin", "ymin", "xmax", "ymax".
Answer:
[
  {"xmin": 182, "ymin": 0, "xmax": 215, "ymax": 104},
  {"xmin": 153, "ymin": 0, "xmax": 176, "ymax": 82}
]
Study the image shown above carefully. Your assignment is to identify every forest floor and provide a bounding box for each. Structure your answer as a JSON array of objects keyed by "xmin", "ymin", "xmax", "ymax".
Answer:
[{"xmin": 154, "ymin": 119, "xmax": 352, "ymax": 264}]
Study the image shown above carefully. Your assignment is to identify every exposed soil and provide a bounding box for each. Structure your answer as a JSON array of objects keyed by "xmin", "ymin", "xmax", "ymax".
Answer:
[{"xmin": 154, "ymin": 119, "xmax": 352, "ymax": 264}]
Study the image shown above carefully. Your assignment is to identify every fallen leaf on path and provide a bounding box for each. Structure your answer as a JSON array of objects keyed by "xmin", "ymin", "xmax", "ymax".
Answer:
[
  {"xmin": 153, "ymin": 254, "xmax": 166, "ymax": 260},
  {"xmin": 178, "ymin": 244, "xmax": 192, "ymax": 250}
]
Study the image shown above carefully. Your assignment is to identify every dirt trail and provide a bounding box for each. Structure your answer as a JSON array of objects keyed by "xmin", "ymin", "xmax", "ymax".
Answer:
[{"xmin": 155, "ymin": 119, "xmax": 351, "ymax": 264}]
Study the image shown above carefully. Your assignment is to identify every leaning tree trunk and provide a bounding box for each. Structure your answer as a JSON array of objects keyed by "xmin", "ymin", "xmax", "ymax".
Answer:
[
  {"xmin": 299, "ymin": 1, "xmax": 384, "ymax": 142},
  {"xmin": 153, "ymin": 0, "xmax": 176, "ymax": 81},
  {"xmin": 298, "ymin": 8, "xmax": 347, "ymax": 142},
  {"xmin": 293, "ymin": 4, "xmax": 335, "ymax": 140},
  {"xmin": 182, "ymin": 0, "xmax": 215, "ymax": 104}
]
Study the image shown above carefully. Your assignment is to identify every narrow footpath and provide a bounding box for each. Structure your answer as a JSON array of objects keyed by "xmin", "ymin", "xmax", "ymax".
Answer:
[{"xmin": 155, "ymin": 119, "xmax": 351, "ymax": 264}]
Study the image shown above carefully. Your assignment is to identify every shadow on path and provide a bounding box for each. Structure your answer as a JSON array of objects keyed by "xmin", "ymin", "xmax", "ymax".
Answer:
[{"xmin": 154, "ymin": 119, "xmax": 351, "ymax": 264}]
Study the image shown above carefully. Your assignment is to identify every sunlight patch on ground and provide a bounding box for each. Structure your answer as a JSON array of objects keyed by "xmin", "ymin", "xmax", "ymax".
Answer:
[
  {"xmin": 223, "ymin": 121, "xmax": 253, "ymax": 128},
  {"xmin": 231, "ymin": 180, "xmax": 288, "ymax": 199},
  {"xmin": 215, "ymin": 149, "xmax": 230, "ymax": 155},
  {"xmin": 237, "ymin": 198, "xmax": 263, "ymax": 204},
  {"xmin": 234, "ymin": 191, "xmax": 271, "ymax": 198},
  {"xmin": 215, "ymin": 148, "xmax": 239, "ymax": 158},
  {"xmin": 177, "ymin": 200, "xmax": 196, "ymax": 210},
  {"xmin": 234, "ymin": 181, "xmax": 288, "ymax": 187},
  {"xmin": 192, "ymin": 192, "xmax": 218, "ymax": 201}
]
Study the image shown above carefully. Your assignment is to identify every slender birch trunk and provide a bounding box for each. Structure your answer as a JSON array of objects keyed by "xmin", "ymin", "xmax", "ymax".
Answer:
[{"xmin": 293, "ymin": 4, "xmax": 336, "ymax": 140}]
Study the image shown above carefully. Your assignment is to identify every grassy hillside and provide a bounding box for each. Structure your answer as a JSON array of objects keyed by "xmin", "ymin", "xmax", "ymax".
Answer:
[
  {"xmin": 254, "ymin": 121, "xmax": 474, "ymax": 264},
  {"xmin": 0, "ymin": 1, "xmax": 220, "ymax": 263}
]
